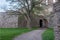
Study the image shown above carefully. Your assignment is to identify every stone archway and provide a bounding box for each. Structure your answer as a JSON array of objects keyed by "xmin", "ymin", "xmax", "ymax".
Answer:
[{"xmin": 39, "ymin": 18, "xmax": 48, "ymax": 28}]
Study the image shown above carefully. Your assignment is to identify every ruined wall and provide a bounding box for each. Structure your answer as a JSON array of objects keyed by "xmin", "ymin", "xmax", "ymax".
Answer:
[
  {"xmin": 0, "ymin": 12, "xmax": 18, "ymax": 28},
  {"xmin": 48, "ymin": 13, "xmax": 55, "ymax": 28},
  {"xmin": 53, "ymin": 1, "xmax": 60, "ymax": 40},
  {"xmin": 18, "ymin": 15, "xmax": 27, "ymax": 28}
]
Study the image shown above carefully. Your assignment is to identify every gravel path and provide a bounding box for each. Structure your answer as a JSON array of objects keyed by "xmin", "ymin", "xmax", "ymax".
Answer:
[{"xmin": 13, "ymin": 29, "xmax": 45, "ymax": 40}]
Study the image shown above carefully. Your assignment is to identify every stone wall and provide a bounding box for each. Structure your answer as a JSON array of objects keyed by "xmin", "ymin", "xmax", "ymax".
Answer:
[
  {"xmin": 0, "ymin": 12, "xmax": 18, "ymax": 28},
  {"xmin": 48, "ymin": 13, "xmax": 55, "ymax": 28},
  {"xmin": 53, "ymin": 1, "xmax": 60, "ymax": 40}
]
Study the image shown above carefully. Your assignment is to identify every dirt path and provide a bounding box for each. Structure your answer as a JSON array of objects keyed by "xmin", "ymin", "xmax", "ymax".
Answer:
[{"xmin": 13, "ymin": 29, "xmax": 45, "ymax": 40}]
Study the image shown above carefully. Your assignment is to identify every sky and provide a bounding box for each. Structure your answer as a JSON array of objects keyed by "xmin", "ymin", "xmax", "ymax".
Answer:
[
  {"xmin": 0, "ymin": 0, "xmax": 19, "ymax": 12},
  {"xmin": 0, "ymin": 0, "xmax": 56, "ymax": 12},
  {"xmin": 0, "ymin": 0, "xmax": 9, "ymax": 12},
  {"xmin": 53, "ymin": 0, "xmax": 56, "ymax": 3}
]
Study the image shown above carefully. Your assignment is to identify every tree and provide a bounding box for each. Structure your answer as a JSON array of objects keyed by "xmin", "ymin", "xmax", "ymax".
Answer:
[{"xmin": 6, "ymin": 0, "xmax": 44, "ymax": 29}]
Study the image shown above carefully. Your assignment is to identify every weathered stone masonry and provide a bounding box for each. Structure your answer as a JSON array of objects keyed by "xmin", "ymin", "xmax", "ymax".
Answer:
[
  {"xmin": 53, "ymin": 0, "xmax": 60, "ymax": 40},
  {"xmin": 0, "ymin": 12, "xmax": 18, "ymax": 28}
]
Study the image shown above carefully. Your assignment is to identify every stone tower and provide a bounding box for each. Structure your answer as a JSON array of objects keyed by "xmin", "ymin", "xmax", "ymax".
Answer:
[{"xmin": 53, "ymin": 0, "xmax": 60, "ymax": 40}]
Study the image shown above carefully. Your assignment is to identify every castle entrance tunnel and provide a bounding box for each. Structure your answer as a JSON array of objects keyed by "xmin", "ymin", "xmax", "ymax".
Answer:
[{"xmin": 39, "ymin": 19, "xmax": 48, "ymax": 28}]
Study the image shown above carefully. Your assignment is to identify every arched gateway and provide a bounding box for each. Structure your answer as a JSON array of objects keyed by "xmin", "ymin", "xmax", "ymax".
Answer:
[
  {"xmin": 39, "ymin": 18, "xmax": 48, "ymax": 28},
  {"xmin": 38, "ymin": 15, "xmax": 48, "ymax": 28}
]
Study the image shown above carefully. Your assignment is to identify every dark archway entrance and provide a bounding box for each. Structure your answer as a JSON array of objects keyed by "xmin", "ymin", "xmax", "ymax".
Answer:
[
  {"xmin": 39, "ymin": 19, "xmax": 48, "ymax": 28},
  {"xmin": 39, "ymin": 19, "xmax": 43, "ymax": 27}
]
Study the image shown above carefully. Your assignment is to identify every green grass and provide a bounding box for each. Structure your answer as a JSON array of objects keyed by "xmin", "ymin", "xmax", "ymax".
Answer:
[
  {"xmin": 42, "ymin": 28, "xmax": 54, "ymax": 40},
  {"xmin": 0, "ymin": 28, "xmax": 34, "ymax": 40}
]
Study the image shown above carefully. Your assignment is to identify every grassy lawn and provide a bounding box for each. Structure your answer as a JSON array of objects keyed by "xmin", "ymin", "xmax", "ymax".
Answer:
[
  {"xmin": 42, "ymin": 28, "xmax": 54, "ymax": 40},
  {"xmin": 0, "ymin": 28, "xmax": 34, "ymax": 40}
]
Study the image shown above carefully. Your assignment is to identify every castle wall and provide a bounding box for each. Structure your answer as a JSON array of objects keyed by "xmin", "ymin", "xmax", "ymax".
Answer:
[
  {"xmin": 53, "ymin": 1, "xmax": 60, "ymax": 40},
  {"xmin": 0, "ymin": 12, "xmax": 18, "ymax": 28}
]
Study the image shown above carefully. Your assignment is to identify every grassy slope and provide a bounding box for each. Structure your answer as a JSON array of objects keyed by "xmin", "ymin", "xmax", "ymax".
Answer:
[
  {"xmin": 0, "ymin": 28, "xmax": 32, "ymax": 40},
  {"xmin": 42, "ymin": 28, "xmax": 54, "ymax": 40}
]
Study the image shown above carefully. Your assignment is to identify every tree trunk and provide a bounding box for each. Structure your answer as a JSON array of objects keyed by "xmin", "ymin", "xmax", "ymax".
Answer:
[
  {"xmin": 27, "ymin": 19, "xmax": 31, "ymax": 29},
  {"xmin": 24, "ymin": 15, "xmax": 31, "ymax": 29}
]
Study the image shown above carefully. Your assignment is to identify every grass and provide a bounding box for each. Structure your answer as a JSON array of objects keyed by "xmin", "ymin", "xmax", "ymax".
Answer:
[
  {"xmin": 0, "ymin": 28, "xmax": 35, "ymax": 40},
  {"xmin": 42, "ymin": 28, "xmax": 54, "ymax": 40}
]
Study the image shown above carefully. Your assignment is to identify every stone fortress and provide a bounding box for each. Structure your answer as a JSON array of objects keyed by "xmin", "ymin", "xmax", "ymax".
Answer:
[
  {"xmin": 0, "ymin": 0, "xmax": 56, "ymax": 28},
  {"xmin": 0, "ymin": 0, "xmax": 60, "ymax": 40}
]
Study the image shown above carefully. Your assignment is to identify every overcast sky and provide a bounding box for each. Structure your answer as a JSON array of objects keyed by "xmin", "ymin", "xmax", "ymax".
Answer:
[
  {"xmin": 0, "ymin": 0, "xmax": 56, "ymax": 12},
  {"xmin": 0, "ymin": 0, "xmax": 10, "ymax": 12},
  {"xmin": 0, "ymin": 0, "xmax": 19, "ymax": 12}
]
